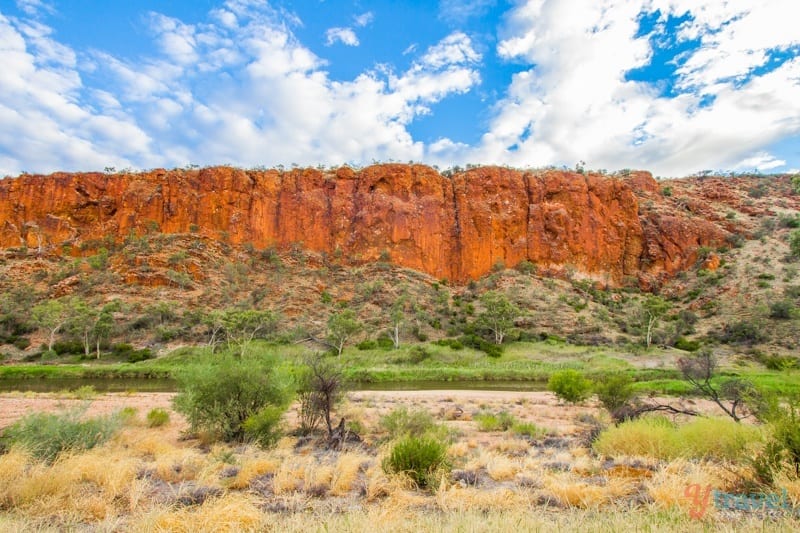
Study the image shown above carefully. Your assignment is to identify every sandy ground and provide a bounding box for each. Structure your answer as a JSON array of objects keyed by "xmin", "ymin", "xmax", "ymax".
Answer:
[
  {"xmin": 0, "ymin": 389, "xmax": 719, "ymax": 435},
  {"xmin": 0, "ymin": 392, "xmax": 177, "ymax": 430}
]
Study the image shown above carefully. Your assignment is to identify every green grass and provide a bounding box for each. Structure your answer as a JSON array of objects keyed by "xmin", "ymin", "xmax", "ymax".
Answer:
[
  {"xmin": 383, "ymin": 434, "xmax": 450, "ymax": 489},
  {"xmin": 2, "ymin": 340, "xmax": 798, "ymax": 398},
  {"xmin": 0, "ymin": 409, "xmax": 123, "ymax": 462},
  {"xmin": 146, "ymin": 408, "xmax": 170, "ymax": 428},
  {"xmin": 474, "ymin": 411, "xmax": 516, "ymax": 432},
  {"xmin": 593, "ymin": 416, "xmax": 764, "ymax": 461}
]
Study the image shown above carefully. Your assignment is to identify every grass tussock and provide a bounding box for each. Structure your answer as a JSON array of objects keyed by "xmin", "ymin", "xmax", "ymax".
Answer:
[
  {"xmin": 331, "ymin": 453, "xmax": 367, "ymax": 495},
  {"xmin": 593, "ymin": 416, "xmax": 763, "ymax": 461},
  {"xmin": 133, "ymin": 493, "xmax": 263, "ymax": 533},
  {"xmin": 0, "ymin": 446, "xmax": 139, "ymax": 521},
  {"xmin": 1, "ymin": 409, "xmax": 122, "ymax": 462},
  {"xmin": 544, "ymin": 475, "xmax": 634, "ymax": 508},
  {"xmin": 228, "ymin": 457, "xmax": 280, "ymax": 489},
  {"xmin": 474, "ymin": 411, "xmax": 516, "ymax": 432},
  {"xmin": 383, "ymin": 435, "xmax": 450, "ymax": 489}
]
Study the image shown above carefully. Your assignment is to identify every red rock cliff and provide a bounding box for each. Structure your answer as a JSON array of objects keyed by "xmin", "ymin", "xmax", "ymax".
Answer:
[{"xmin": 0, "ymin": 165, "xmax": 728, "ymax": 285}]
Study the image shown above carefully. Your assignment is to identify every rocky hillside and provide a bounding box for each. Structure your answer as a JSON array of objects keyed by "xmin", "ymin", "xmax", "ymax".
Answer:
[
  {"xmin": 2, "ymin": 165, "xmax": 800, "ymax": 358},
  {"xmin": 0, "ymin": 164, "xmax": 754, "ymax": 287}
]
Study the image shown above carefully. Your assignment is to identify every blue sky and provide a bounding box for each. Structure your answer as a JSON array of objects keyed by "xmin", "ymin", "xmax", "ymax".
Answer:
[{"xmin": 1, "ymin": 0, "xmax": 798, "ymax": 178}]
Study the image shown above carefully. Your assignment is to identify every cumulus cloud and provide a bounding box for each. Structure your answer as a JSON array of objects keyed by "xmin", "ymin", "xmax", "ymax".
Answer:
[
  {"xmin": 435, "ymin": 0, "xmax": 800, "ymax": 176},
  {"xmin": 0, "ymin": 1, "xmax": 481, "ymax": 175},
  {"xmin": 734, "ymin": 152, "xmax": 786, "ymax": 172},
  {"xmin": 1, "ymin": 0, "xmax": 798, "ymax": 177},
  {"xmin": 324, "ymin": 27, "xmax": 359, "ymax": 47},
  {"xmin": 0, "ymin": 12, "xmax": 152, "ymax": 176}
]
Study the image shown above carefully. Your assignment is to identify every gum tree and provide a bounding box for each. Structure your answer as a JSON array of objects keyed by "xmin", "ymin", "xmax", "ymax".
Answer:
[
  {"xmin": 477, "ymin": 291, "xmax": 520, "ymax": 345},
  {"xmin": 32, "ymin": 299, "xmax": 70, "ymax": 353}
]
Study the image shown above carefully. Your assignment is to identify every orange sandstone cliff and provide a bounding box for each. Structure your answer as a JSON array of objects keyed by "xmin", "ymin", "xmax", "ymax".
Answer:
[{"xmin": 0, "ymin": 164, "xmax": 729, "ymax": 285}]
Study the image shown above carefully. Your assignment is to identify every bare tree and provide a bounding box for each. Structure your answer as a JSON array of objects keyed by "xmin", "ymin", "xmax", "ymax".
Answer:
[
  {"xmin": 300, "ymin": 354, "xmax": 344, "ymax": 438},
  {"xmin": 677, "ymin": 348, "xmax": 755, "ymax": 422}
]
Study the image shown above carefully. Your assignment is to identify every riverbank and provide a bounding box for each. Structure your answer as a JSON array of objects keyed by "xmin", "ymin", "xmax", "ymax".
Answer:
[{"xmin": 1, "ymin": 339, "xmax": 798, "ymax": 396}]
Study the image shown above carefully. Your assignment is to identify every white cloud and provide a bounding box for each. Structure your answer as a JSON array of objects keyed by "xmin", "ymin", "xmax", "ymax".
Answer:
[
  {"xmin": 325, "ymin": 27, "xmax": 359, "ymax": 47},
  {"xmin": 0, "ymin": 1, "xmax": 481, "ymax": 175},
  {"xmin": 353, "ymin": 11, "xmax": 373, "ymax": 27},
  {"xmin": 734, "ymin": 152, "xmax": 786, "ymax": 172},
  {"xmin": 2, "ymin": 0, "xmax": 798, "ymax": 177},
  {"xmin": 439, "ymin": 0, "xmax": 800, "ymax": 176},
  {"xmin": 0, "ymin": 12, "xmax": 152, "ymax": 176},
  {"xmin": 15, "ymin": 0, "xmax": 54, "ymax": 17}
]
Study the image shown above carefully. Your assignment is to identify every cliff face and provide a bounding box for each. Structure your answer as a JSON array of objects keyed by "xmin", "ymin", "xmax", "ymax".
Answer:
[{"xmin": 0, "ymin": 164, "xmax": 729, "ymax": 285}]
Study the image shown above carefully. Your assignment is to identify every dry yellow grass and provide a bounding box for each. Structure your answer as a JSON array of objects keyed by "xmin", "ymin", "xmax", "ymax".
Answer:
[
  {"xmin": 153, "ymin": 447, "xmax": 204, "ymax": 483},
  {"xmin": 776, "ymin": 474, "xmax": 800, "ymax": 507},
  {"xmin": 0, "ymin": 445, "xmax": 139, "ymax": 521},
  {"xmin": 645, "ymin": 459, "xmax": 730, "ymax": 517},
  {"xmin": 0, "ymin": 448, "xmax": 30, "ymax": 506},
  {"xmin": 435, "ymin": 485, "xmax": 531, "ymax": 512},
  {"xmin": 273, "ymin": 457, "xmax": 310, "ymax": 494},
  {"xmin": 331, "ymin": 453, "xmax": 367, "ymax": 496},
  {"xmin": 2, "ymin": 391, "xmax": 800, "ymax": 532},
  {"xmin": 489, "ymin": 438, "xmax": 530, "ymax": 455},
  {"xmin": 228, "ymin": 456, "xmax": 280, "ymax": 489},
  {"xmin": 119, "ymin": 427, "xmax": 176, "ymax": 457},
  {"xmin": 544, "ymin": 474, "xmax": 634, "ymax": 508},
  {"xmin": 471, "ymin": 451, "xmax": 520, "ymax": 481},
  {"xmin": 133, "ymin": 493, "xmax": 263, "ymax": 532}
]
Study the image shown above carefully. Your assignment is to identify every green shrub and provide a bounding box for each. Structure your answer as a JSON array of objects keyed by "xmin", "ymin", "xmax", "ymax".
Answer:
[
  {"xmin": 127, "ymin": 348, "xmax": 154, "ymax": 363},
  {"xmin": 376, "ymin": 336, "xmax": 395, "ymax": 350},
  {"xmin": 383, "ymin": 435, "xmax": 450, "ymax": 488},
  {"xmin": 548, "ymin": 370, "xmax": 592, "ymax": 404},
  {"xmin": 242, "ymin": 406, "xmax": 285, "ymax": 448},
  {"xmin": 173, "ymin": 354, "xmax": 293, "ymax": 444},
  {"xmin": 458, "ymin": 334, "xmax": 503, "ymax": 358},
  {"xmin": 406, "ymin": 346, "xmax": 431, "ymax": 363},
  {"xmin": 779, "ymin": 213, "xmax": 800, "ymax": 228},
  {"xmin": 761, "ymin": 354, "xmax": 798, "ymax": 371},
  {"xmin": 718, "ymin": 320, "xmax": 766, "ymax": 345},
  {"xmin": 593, "ymin": 373, "xmax": 636, "ymax": 414},
  {"xmin": 146, "ymin": 408, "xmax": 170, "ymax": 428},
  {"xmin": 512, "ymin": 422, "xmax": 545, "ymax": 438},
  {"xmin": 0, "ymin": 409, "xmax": 122, "ymax": 462},
  {"xmin": 52, "ymin": 340, "xmax": 84, "ymax": 355},
  {"xmin": 593, "ymin": 416, "xmax": 762, "ymax": 461},
  {"xmin": 118, "ymin": 407, "xmax": 138, "ymax": 425},
  {"xmin": 790, "ymin": 230, "xmax": 800, "ymax": 259},
  {"xmin": 356, "ymin": 339, "xmax": 378, "ymax": 350},
  {"xmin": 674, "ymin": 337, "xmax": 701, "ymax": 351},
  {"xmin": 433, "ymin": 338, "xmax": 464, "ymax": 350},
  {"xmin": 516, "ymin": 260, "xmax": 537, "ymax": 274},
  {"xmin": 475, "ymin": 411, "xmax": 516, "ymax": 432},
  {"xmin": 753, "ymin": 395, "xmax": 800, "ymax": 480},
  {"xmin": 71, "ymin": 385, "xmax": 98, "ymax": 400},
  {"xmin": 769, "ymin": 300, "xmax": 795, "ymax": 320},
  {"xmin": 380, "ymin": 407, "xmax": 439, "ymax": 440},
  {"xmin": 112, "ymin": 343, "xmax": 135, "ymax": 355},
  {"xmin": 12, "ymin": 337, "xmax": 30, "ymax": 350}
]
